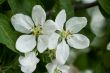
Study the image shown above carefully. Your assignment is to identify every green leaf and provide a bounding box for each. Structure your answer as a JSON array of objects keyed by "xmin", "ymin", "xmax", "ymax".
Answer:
[
  {"xmin": 99, "ymin": 5, "xmax": 110, "ymax": 18},
  {"xmin": 0, "ymin": 13, "xmax": 19, "ymax": 53},
  {"xmin": 8, "ymin": 0, "xmax": 42, "ymax": 15},
  {"xmin": 102, "ymin": 51, "xmax": 110, "ymax": 68},
  {"xmin": 0, "ymin": 0, "xmax": 5, "ymax": 4},
  {"xmin": 93, "ymin": 63, "xmax": 106, "ymax": 73},
  {"xmin": 98, "ymin": 0, "xmax": 110, "ymax": 16},
  {"xmin": 59, "ymin": 0, "xmax": 74, "ymax": 18},
  {"xmin": 74, "ymin": 53, "xmax": 89, "ymax": 70}
]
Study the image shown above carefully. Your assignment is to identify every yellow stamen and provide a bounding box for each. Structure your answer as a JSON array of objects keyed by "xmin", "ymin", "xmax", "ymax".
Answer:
[
  {"xmin": 60, "ymin": 30, "xmax": 70, "ymax": 39},
  {"xmin": 32, "ymin": 25, "xmax": 42, "ymax": 36}
]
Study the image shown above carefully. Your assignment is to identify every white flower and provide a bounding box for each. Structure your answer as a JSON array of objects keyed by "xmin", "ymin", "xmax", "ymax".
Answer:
[
  {"xmin": 107, "ymin": 42, "xmax": 110, "ymax": 50},
  {"xmin": 80, "ymin": 69, "xmax": 93, "ymax": 73},
  {"xmin": 19, "ymin": 52, "xmax": 39, "ymax": 73},
  {"xmin": 84, "ymin": 70, "xmax": 93, "ymax": 73},
  {"xmin": 48, "ymin": 10, "xmax": 90, "ymax": 64},
  {"xmin": 46, "ymin": 59, "xmax": 70, "ymax": 73},
  {"xmin": 11, "ymin": 5, "xmax": 56, "ymax": 53}
]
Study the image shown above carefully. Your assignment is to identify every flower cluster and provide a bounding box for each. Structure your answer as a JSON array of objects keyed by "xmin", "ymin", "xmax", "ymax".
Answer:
[{"xmin": 11, "ymin": 5, "xmax": 90, "ymax": 73}]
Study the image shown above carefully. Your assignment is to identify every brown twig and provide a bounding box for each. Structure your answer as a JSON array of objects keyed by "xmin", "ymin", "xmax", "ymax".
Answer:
[
  {"xmin": 74, "ymin": 1, "xmax": 98, "ymax": 10},
  {"xmin": 46, "ymin": 1, "xmax": 98, "ymax": 16}
]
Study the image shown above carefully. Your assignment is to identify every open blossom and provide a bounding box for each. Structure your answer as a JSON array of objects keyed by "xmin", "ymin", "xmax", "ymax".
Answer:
[
  {"xmin": 19, "ymin": 52, "xmax": 39, "ymax": 73},
  {"xmin": 80, "ymin": 69, "xmax": 93, "ymax": 73},
  {"xmin": 48, "ymin": 10, "xmax": 90, "ymax": 64},
  {"xmin": 46, "ymin": 59, "xmax": 70, "ymax": 73},
  {"xmin": 11, "ymin": 5, "xmax": 56, "ymax": 53},
  {"xmin": 107, "ymin": 42, "xmax": 110, "ymax": 51}
]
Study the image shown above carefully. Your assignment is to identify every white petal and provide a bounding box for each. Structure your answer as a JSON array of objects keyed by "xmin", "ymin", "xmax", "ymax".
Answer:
[
  {"xmin": 107, "ymin": 42, "xmax": 110, "ymax": 51},
  {"xmin": 52, "ymin": 59, "xmax": 60, "ymax": 65},
  {"xmin": 32, "ymin": 5, "xmax": 46, "ymax": 25},
  {"xmin": 19, "ymin": 52, "xmax": 39, "ymax": 67},
  {"xmin": 84, "ymin": 70, "xmax": 93, "ymax": 73},
  {"xmin": 11, "ymin": 14, "xmax": 34, "ymax": 33},
  {"xmin": 56, "ymin": 40, "xmax": 69, "ymax": 64},
  {"xmin": 37, "ymin": 35, "xmax": 48, "ymax": 53},
  {"xmin": 55, "ymin": 10, "xmax": 66, "ymax": 31},
  {"xmin": 21, "ymin": 65, "xmax": 36, "ymax": 73},
  {"xmin": 59, "ymin": 65, "xmax": 70, "ymax": 73},
  {"xmin": 42, "ymin": 20, "xmax": 56, "ymax": 35},
  {"xmin": 48, "ymin": 33, "xmax": 60, "ymax": 49},
  {"xmin": 67, "ymin": 34, "xmax": 90, "ymax": 49},
  {"xmin": 46, "ymin": 62, "xmax": 57, "ymax": 73},
  {"xmin": 16, "ymin": 35, "xmax": 36, "ymax": 53},
  {"xmin": 66, "ymin": 17, "xmax": 87, "ymax": 34},
  {"xmin": 19, "ymin": 52, "xmax": 39, "ymax": 73}
]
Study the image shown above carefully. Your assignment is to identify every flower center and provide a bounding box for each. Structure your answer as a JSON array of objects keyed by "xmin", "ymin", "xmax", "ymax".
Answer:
[
  {"xmin": 55, "ymin": 68, "xmax": 62, "ymax": 73},
  {"xmin": 32, "ymin": 25, "xmax": 42, "ymax": 36},
  {"xmin": 60, "ymin": 30, "xmax": 70, "ymax": 39}
]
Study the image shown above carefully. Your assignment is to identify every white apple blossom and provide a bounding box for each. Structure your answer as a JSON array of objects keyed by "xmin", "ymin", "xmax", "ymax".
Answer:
[
  {"xmin": 80, "ymin": 69, "xmax": 93, "ymax": 73},
  {"xmin": 48, "ymin": 10, "xmax": 90, "ymax": 64},
  {"xmin": 107, "ymin": 42, "xmax": 110, "ymax": 50},
  {"xmin": 46, "ymin": 59, "xmax": 70, "ymax": 73},
  {"xmin": 11, "ymin": 5, "xmax": 56, "ymax": 53},
  {"xmin": 19, "ymin": 52, "xmax": 39, "ymax": 73}
]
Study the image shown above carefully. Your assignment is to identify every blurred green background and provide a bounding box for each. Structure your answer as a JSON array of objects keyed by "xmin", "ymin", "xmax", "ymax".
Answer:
[{"xmin": 0, "ymin": 0, "xmax": 110, "ymax": 73}]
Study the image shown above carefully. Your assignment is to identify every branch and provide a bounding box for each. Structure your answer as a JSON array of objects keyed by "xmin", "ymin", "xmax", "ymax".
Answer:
[
  {"xmin": 74, "ymin": 1, "xmax": 98, "ymax": 10},
  {"xmin": 47, "ymin": 1, "xmax": 98, "ymax": 16}
]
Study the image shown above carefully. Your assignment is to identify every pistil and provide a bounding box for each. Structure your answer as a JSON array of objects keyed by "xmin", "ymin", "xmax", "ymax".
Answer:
[{"xmin": 32, "ymin": 25, "xmax": 42, "ymax": 36}]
